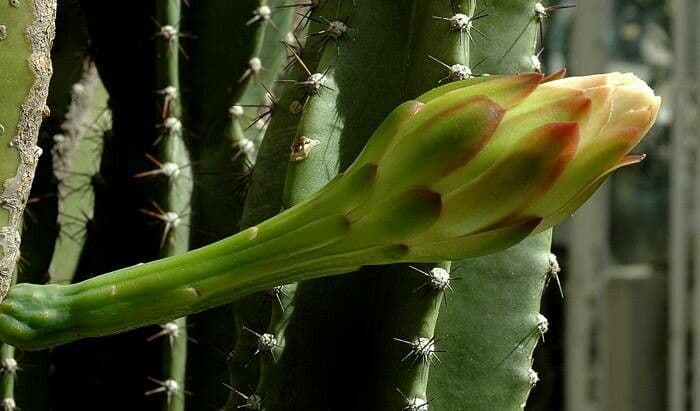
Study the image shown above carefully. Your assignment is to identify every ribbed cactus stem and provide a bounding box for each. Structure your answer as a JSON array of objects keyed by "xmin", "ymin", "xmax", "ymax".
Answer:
[
  {"xmin": 229, "ymin": 0, "xmax": 296, "ymax": 160},
  {"xmin": 152, "ymin": 1, "xmax": 192, "ymax": 410},
  {"xmin": 226, "ymin": 5, "xmax": 325, "ymax": 406},
  {"xmin": 0, "ymin": 0, "xmax": 56, "ymax": 300},
  {"xmin": 49, "ymin": 65, "xmax": 108, "ymax": 285},
  {"xmin": 0, "ymin": 2, "xmax": 55, "ymax": 408},
  {"xmin": 428, "ymin": 1, "xmax": 555, "ymax": 408},
  {"xmin": 372, "ymin": 2, "xmax": 477, "ymax": 407}
]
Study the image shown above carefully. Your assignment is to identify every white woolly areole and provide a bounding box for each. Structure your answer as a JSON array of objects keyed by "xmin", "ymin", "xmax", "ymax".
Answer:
[
  {"xmin": 1, "ymin": 358, "xmax": 17, "ymax": 372},
  {"xmin": 429, "ymin": 267, "xmax": 451, "ymax": 290},
  {"xmin": 164, "ymin": 321, "xmax": 180, "ymax": 335},
  {"xmin": 164, "ymin": 117, "xmax": 182, "ymax": 133},
  {"xmin": 163, "ymin": 379, "xmax": 180, "ymax": 392},
  {"xmin": 530, "ymin": 54, "xmax": 542, "ymax": 71},
  {"xmin": 528, "ymin": 368, "xmax": 540, "ymax": 385},
  {"xmin": 306, "ymin": 72, "xmax": 325, "ymax": 94},
  {"xmin": 536, "ymin": 313, "xmax": 549, "ymax": 335},
  {"xmin": 450, "ymin": 64, "xmax": 472, "ymax": 81},
  {"xmin": 163, "ymin": 211, "xmax": 181, "ymax": 227},
  {"xmin": 406, "ymin": 396, "xmax": 429, "ymax": 411},
  {"xmin": 163, "ymin": 86, "xmax": 177, "ymax": 98},
  {"xmin": 160, "ymin": 25, "xmax": 178, "ymax": 39},
  {"xmin": 249, "ymin": 57, "xmax": 262, "ymax": 72},
  {"xmin": 256, "ymin": 5, "xmax": 272, "ymax": 20},
  {"xmin": 2, "ymin": 398, "xmax": 16, "ymax": 411},
  {"xmin": 548, "ymin": 253, "xmax": 561, "ymax": 275},
  {"xmin": 229, "ymin": 104, "xmax": 245, "ymax": 118},
  {"xmin": 239, "ymin": 138, "xmax": 256, "ymax": 154},
  {"xmin": 161, "ymin": 162, "xmax": 180, "ymax": 178},
  {"xmin": 450, "ymin": 13, "xmax": 472, "ymax": 31},
  {"xmin": 258, "ymin": 333, "xmax": 277, "ymax": 351},
  {"xmin": 267, "ymin": 285, "xmax": 285, "ymax": 296},
  {"xmin": 413, "ymin": 337, "xmax": 436, "ymax": 358},
  {"xmin": 247, "ymin": 394, "xmax": 263, "ymax": 410},
  {"xmin": 534, "ymin": 2, "xmax": 547, "ymax": 16},
  {"xmin": 327, "ymin": 20, "xmax": 348, "ymax": 39}
]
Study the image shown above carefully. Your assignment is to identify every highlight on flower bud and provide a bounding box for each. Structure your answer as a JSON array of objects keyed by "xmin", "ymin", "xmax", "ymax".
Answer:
[{"xmin": 334, "ymin": 71, "xmax": 660, "ymax": 261}]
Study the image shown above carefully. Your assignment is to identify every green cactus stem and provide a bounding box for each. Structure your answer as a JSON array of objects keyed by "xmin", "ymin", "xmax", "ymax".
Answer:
[
  {"xmin": 226, "ymin": 4, "xmax": 327, "ymax": 406},
  {"xmin": 148, "ymin": 1, "xmax": 193, "ymax": 410},
  {"xmin": 49, "ymin": 65, "xmax": 109, "ymax": 285},
  {"xmin": 428, "ymin": 1, "xmax": 557, "ymax": 408},
  {"xmin": 428, "ymin": 232, "xmax": 553, "ymax": 410},
  {"xmin": 0, "ymin": 0, "xmax": 57, "ymax": 300}
]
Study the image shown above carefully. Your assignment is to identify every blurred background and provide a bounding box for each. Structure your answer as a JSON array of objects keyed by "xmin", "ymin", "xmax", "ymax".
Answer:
[{"xmin": 530, "ymin": 0, "xmax": 683, "ymax": 409}]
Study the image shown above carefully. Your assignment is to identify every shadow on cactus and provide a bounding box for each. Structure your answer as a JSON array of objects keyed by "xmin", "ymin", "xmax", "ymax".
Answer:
[{"xmin": 0, "ymin": 71, "xmax": 660, "ymax": 350}]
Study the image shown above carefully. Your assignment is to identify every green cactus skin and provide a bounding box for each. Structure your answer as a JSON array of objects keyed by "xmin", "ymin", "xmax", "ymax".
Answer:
[
  {"xmin": 428, "ymin": 232, "xmax": 552, "ymax": 410},
  {"xmin": 0, "ymin": 0, "xmax": 56, "ymax": 300},
  {"xmin": 428, "ymin": 1, "xmax": 554, "ymax": 409}
]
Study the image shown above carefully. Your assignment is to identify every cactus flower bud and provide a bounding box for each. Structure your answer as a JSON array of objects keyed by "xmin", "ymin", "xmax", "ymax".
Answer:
[
  {"xmin": 0, "ymin": 73, "xmax": 661, "ymax": 349},
  {"xmin": 331, "ymin": 72, "xmax": 661, "ymax": 260}
]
